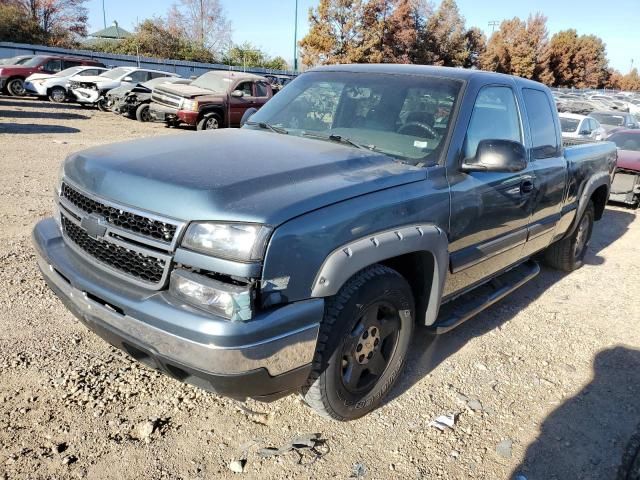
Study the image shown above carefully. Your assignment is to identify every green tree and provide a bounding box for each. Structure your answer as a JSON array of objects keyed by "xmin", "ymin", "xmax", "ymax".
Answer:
[
  {"xmin": 0, "ymin": 3, "xmax": 43, "ymax": 44},
  {"xmin": 221, "ymin": 42, "xmax": 288, "ymax": 70},
  {"xmin": 420, "ymin": 0, "xmax": 470, "ymax": 67}
]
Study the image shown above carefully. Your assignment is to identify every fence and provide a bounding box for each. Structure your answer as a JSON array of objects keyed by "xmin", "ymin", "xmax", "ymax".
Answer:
[{"xmin": 0, "ymin": 42, "xmax": 297, "ymax": 79}]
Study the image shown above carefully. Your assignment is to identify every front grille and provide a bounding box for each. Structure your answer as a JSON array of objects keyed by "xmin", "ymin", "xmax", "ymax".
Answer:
[
  {"xmin": 151, "ymin": 90, "xmax": 181, "ymax": 109},
  {"xmin": 61, "ymin": 215, "xmax": 167, "ymax": 284},
  {"xmin": 61, "ymin": 183, "xmax": 177, "ymax": 243}
]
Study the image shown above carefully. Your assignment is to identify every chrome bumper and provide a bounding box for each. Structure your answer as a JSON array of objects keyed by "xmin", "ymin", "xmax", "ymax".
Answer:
[{"xmin": 33, "ymin": 218, "xmax": 322, "ymax": 378}]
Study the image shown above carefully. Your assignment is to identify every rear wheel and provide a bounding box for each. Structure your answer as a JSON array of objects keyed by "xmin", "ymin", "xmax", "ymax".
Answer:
[
  {"xmin": 48, "ymin": 86, "xmax": 67, "ymax": 103},
  {"xmin": 7, "ymin": 78, "xmax": 25, "ymax": 96},
  {"xmin": 544, "ymin": 201, "xmax": 594, "ymax": 272},
  {"xmin": 197, "ymin": 114, "xmax": 220, "ymax": 131},
  {"xmin": 302, "ymin": 264, "xmax": 414, "ymax": 421},
  {"xmin": 96, "ymin": 98, "xmax": 109, "ymax": 112},
  {"xmin": 135, "ymin": 104, "xmax": 151, "ymax": 122}
]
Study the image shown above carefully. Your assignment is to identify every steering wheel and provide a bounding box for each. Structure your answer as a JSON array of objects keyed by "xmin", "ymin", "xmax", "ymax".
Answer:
[{"xmin": 397, "ymin": 122, "xmax": 438, "ymax": 139}]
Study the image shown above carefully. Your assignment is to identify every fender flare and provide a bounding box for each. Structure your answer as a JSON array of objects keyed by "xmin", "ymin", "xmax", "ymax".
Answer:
[
  {"xmin": 199, "ymin": 107, "xmax": 224, "ymax": 123},
  {"xmin": 566, "ymin": 172, "xmax": 610, "ymax": 237},
  {"xmin": 310, "ymin": 224, "xmax": 449, "ymax": 326}
]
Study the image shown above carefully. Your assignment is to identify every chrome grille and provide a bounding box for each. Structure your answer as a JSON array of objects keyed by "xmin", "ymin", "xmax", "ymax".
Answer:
[
  {"xmin": 151, "ymin": 89, "xmax": 181, "ymax": 109},
  {"xmin": 61, "ymin": 214, "xmax": 167, "ymax": 285},
  {"xmin": 61, "ymin": 182, "xmax": 177, "ymax": 243}
]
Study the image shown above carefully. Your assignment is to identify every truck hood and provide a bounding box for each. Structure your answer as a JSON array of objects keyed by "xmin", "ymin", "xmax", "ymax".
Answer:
[
  {"xmin": 156, "ymin": 83, "xmax": 220, "ymax": 99},
  {"xmin": 617, "ymin": 149, "xmax": 640, "ymax": 172},
  {"xmin": 63, "ymin": 129, "xmax": 426, "ymax": 225}
]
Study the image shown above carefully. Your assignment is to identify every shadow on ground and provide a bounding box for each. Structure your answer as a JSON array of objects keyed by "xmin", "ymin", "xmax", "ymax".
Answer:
[
  {"xmin": 512, "ymin": 346, "xmax": 640, "ymax": 479},
  {"xmin": 389, "ymin": 207, "xmax": 636, "ymax": 404},
  {"xmin": 0, "ymin": 123, "xmax": 80, "ymax": 134},
  {"xmin": 0, "ymin": 96, "xmax": 90, "ymax": 110},
  {"xmin": 0, "ymin": 109, "xmax": 89, "ymax": 121}
]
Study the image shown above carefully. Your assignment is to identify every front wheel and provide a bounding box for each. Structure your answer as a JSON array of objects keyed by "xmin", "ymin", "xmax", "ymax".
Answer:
[
  {"xmin": 543, "ymin": 201, "xmax": 595, "ymax": 272},
  {"xmin": 7, "ymin": 78, "xmax": 25, "ymax": 96},
  {"xmin": 197, "ymin": 114, "xmax": 220, "ymax": 131},
  {"xmin": 48, "ymin": 86, "xmax": 67, "ymax": 103},
  {"xmin": 96, "ymin": 98, "xmax": 110, "ymax": 112},
  {"xmin": 135, "ymin": 104, "xmax": 151, "ymax": 122},
  {"xmin": 302, "ymin": 264, "xmax": 414, "ymax": 421}
]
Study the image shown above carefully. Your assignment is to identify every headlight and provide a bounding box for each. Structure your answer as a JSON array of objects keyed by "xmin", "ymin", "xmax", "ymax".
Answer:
[
  {"xmin": 180, "ymin": 99, "xmax": 198, "ymax": 111},
  {"xmin": 170, "ymin": 269, "xmax": 253, "ymax": 321},
  {"xmin": 182, "ymin": 222, "xmax": 272, "ymax": 262}
]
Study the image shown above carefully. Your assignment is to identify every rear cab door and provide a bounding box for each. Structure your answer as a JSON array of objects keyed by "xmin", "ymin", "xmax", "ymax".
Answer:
[{"xmin": 519, "ymin": 86, "xmax": 567, "ymax": 256}]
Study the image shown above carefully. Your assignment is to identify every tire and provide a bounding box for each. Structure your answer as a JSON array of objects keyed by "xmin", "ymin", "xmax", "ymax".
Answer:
[
  {"xmin": 544, "ymin": 201, "xmax": 595, "ymax": 272},
  {"xmin": 48, "ymin": 86, "xmax": 67, "ymax": 103},
  {"xmin": 7, "ymin": 78, "xmax": 25, "ymax": 97},
  {"xmin": 302, "ymin": 264, "xmax": 414, "ymax": 421},
  {"xmin": 197, "ymin": 114, "xmax": 221, "ymax": 131},
  {"xmin": 96, "ymin": 98, "xmax": 109, "ymax": 112},
  {"xmin": 135, "ymin": 104, "xmax": 151, "ymax": 122}
]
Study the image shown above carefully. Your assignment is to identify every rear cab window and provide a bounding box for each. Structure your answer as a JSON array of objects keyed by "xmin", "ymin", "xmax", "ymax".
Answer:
[{"xmin": 522, "ymin": 88, "xmax": 560, "ymax": 159}]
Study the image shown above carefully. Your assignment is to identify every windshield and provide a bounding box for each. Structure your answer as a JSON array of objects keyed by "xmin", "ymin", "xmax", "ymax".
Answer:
[
  {"xmin": 609, "ymin": 132, "xmax": 640, "ymax": 151},
  {"xmin": 590, "ymin": 113, "xmax": 625, "ymax": 126},
  {"xmin": 560, "ymin": 117, "xmax": 580, "ymax": 133},
  {"xmin": 54, "ymin": 66, "xmax": 83, "ymax": 78},
  {"xmin": 191, "ymin": 72, "xmax": 233, "ymax": 93},
  {"xmin": 248, "ymin": 71, "xmax": 462, "ymax": 164},
  {"xmin": 99, "ymin": 67, "xmax": 131, "ymax": 80},
  {"xmin": 21, "ymin": 55, "xmax": 49, "ymax": 67}
]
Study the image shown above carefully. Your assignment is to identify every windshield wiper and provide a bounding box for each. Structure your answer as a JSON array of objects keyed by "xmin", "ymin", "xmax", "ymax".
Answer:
[
  {"xmin": 301, "ymin": 132, "xmax": 378, "ymax": 151},
  {"xmin": 246, "ymin": 121, "xmax": 288, "ymax": 134}
]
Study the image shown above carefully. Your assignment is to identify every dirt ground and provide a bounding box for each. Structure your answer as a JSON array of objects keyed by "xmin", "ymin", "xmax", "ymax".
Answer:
[{"xmin": 1, "ymin": 97, "xmax": 639, "ymax": 480}]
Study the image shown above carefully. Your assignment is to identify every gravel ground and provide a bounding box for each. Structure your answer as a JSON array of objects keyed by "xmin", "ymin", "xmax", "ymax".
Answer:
[{"xmin": 0, "ymin": 97, "xmax": 639, "ymax": 480}]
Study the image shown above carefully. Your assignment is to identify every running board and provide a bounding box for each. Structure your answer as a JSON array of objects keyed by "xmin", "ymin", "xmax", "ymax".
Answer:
[{"xmin": 427, "ymin": 261, "xmax": 541, "ymax": 335}]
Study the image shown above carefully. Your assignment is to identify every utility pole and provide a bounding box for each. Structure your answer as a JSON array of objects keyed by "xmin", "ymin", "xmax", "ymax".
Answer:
[
  {"xmin": 293, "ymin": 0, "xmax": 298, "ymax": 72},
  {"xmin": 200, "ymin": 0, "xmax": 205, "ymax": 47},
  {"xmin": 102, "ymin": 0, "xmax": 107, "ymax": 29},
  {"xmin": 488, "ymin": 20, "xmax": 499, "ymax": 34}
]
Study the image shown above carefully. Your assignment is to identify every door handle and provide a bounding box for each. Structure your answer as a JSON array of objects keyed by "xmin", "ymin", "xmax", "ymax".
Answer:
[{"xmin": 521, "ymin": 180, "xmax": 535, "ymax": 194}]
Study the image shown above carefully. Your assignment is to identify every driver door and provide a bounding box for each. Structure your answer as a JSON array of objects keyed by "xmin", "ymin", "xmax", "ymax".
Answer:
[{"xmin": 229, "ymin": 81, "xmax": 256, "ymax": 126}]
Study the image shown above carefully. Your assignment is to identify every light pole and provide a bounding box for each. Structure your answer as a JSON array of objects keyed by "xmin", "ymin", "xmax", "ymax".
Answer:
[
  {"xmin": 102, "ymin": 0, "xmax": 107, "ymax": 29},
  {"xmin": 293, "ymin": 0, "xmax": 298, "ymax": 72}
]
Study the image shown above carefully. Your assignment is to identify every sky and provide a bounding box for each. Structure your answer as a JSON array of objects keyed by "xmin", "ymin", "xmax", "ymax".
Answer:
[{"xmin": 86, "ymin": 0, "xmax": 639, "ymax": 73}]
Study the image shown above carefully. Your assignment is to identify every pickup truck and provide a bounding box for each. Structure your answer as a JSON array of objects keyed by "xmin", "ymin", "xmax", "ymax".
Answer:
[
  {"xmin": 33, "ymin": 65, "xmax": 617, "ymax": 421},
  {"xmin": 149, "ymin": 70, "xmax": 273, "ymax": 130}
]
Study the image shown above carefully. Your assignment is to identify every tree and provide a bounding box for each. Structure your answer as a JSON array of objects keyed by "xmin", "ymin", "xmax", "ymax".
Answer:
[
  {"xmin": 167, "ymin": 0, "xmax": 231, "ymax": 56},
  {"xmin": 0, "ymin": 3, "xmax": 43, "ymax": 44},
  {"xmin": 620, "ymin": 68, "xmax": 640, "ymax": 91},
  {"xmin": 221, "ymin": 42, "xmax": 288, "ymax": 70},
  {"xmin": 299, "ymin": 0, "xmax": 363, "ymax": 66},
  {"xmin": 463, "ymin": 26, "xmax": 486, "ymax": 68},
  {"xmin": 420, "ymin": 0, "xmax": 470, "ymax": 67}
]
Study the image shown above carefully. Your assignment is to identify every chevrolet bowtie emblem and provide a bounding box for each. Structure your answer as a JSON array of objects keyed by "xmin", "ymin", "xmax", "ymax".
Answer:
[{"xmin": 80, "ymin": 214, "xmax": 107, "ymax": 239}]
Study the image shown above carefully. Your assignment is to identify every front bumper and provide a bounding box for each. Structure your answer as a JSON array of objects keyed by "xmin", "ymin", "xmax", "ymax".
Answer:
[
  {"xmin": 33, "ymin": 218, "xmax": 322, "ymax": 400},
  {"xmin": 149, "ymin": 103, "xmax": 179, "ymax": 123},
  {"xmin": 23, "ymin": 81, "xmax": 47, "ymax": 96},
  {"xmin": 73, "ymin": 88, "xmax": 100, "ymax": 104}
]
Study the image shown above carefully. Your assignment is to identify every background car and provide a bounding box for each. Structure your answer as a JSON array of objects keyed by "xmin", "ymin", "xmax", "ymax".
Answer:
[
  {"xmin": 108, "ymin": 76, "xmax": 189, "ymax": 121},
  {"xmin": 0, "ymin": 55, "xmax": 104, "ymax": 96},
  {"xmin": 24, "ymin": 65, "xmax": 108, "ymax": 102},
  {"xmin": 590, "ymin": 111, "xmax": 640, "ymax": 134},
  {"xmin": 559, "ymin": 112, "xmax": 606, "ymax": 141},
  {"xmin": 0, "ymin": 55, "xmax": 35, "ymax": 66},
  {"xmin": 607, "ymin": 130, "xmax": 640, "ymax": 208},
  {"xmin": 69, "ymin": 67, "xmax": 179, "ymax": 110}
]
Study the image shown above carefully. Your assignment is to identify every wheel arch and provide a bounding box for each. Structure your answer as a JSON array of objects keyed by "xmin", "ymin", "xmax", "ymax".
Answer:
[
  {"xmin": 566, "ymin": 173, "xmax": 610, "ymax": 237},
  {"xmin": 310, "ymin": 224, "xmax": 449, "ymax": 326},
  {"xmin": 198, "ymin": 106, "xmax": 225, "ymax": 125}
]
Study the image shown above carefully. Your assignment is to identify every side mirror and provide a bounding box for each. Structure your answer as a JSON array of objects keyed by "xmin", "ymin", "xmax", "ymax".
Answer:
[
  {"xmin": 240, "ymin": 107, "xmax": 258, "ymax": 127},
  {"xmin": 579, "ymin": 130, "xmax": 590, "ymax": 135},
  {"xmin": 461, "ymin": 139, "xmax": 527, "ymax": 173},
  {"xmin": 231, "ymin": 90, "xmax": 244, "ymax": 98},
  {"xmin": 123, "ymin": 76, "xmax": 133, "ymax": 82}
]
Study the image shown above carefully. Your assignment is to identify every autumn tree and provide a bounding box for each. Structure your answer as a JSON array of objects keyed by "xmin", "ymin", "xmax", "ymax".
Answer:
[
  {"xmin": 546, "ymin": 29, "xmax": 609, "ymax": 88},
  {"xmin": 620, "ymin": 69, "xmax": 640, "ymax": 91},
  {"xmin": 420, "ymin": 0, "xmax": 469, "ymax": 67},
  {"xmin": 2, "ymin": 0, "xmax": 88, "ymax": 46},
  {"xmin": 167, "ymin": 0, "xmax": 231, "ymax": 56},
  {"xmin": 463, "ymin": 26, "xmax": 486, "ymax": 68},
  {"xmin": 299, "ymin": 0, "xmax": 363, "ymax": 65},
  {"xmin": 0, "ymin": 3, "xmax": 43, "ymax": 44}
]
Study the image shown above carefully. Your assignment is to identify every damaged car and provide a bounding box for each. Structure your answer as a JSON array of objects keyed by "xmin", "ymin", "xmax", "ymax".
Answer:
[
  {"xmin": 24, "ymin": 65, "xmax": 108, "ymax": 103},
  {"xmin": 608, "ymin": 130, "xmax": 640, "ymax": 208},
  {"xmin": 108, "ymin": 76, "xmax": 189, "ymax": 121},
  {"xmin": 149, "ymin": 71, "xmax": 273, "ymax": 130},
  {"xmin": 70, "ymin": 67, "xmax": 178, "ymax": 110}
]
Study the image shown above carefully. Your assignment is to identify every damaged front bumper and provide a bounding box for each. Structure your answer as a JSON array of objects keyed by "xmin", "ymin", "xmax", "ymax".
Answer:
[
  {"xmin": 72, "ymin": 88, "xmax": 100, "ymax": 104},
  {"xmin": 33, "ymin": 217, "xmax": 322, "ymax": 401}
]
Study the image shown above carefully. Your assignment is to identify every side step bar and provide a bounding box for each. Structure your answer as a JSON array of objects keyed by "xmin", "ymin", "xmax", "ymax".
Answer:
[{"xmin": 427, "ymin": 260, "xmax": 541, "ymax": 335}]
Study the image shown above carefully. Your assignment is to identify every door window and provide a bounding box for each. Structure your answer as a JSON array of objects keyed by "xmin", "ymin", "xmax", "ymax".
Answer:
[
  {"xmin": 463, "ymin": 86, "xmax": 522, "ymax": 160},
  {"xmin": 236, "ymin": 82, "xmax": 254, "ymax": 97},
  {"xmin": 42, "ymin": 59, "xmax": 62, "ymax": 72},
  {"xmin": 149, "ymin": 72, "xmax": 170, "ymax": 79},
  {"xmin": 523, "ymin": 88, "xmax": 559, "ymax": 159},
  {"xmin": 79, "ymin": 69, "xmax": 99, "ymax": 76},
  {"xmin": 63, "ymin": 60, "xmax": 82, "ymax": 69},
  {"xmin": 128, "ymin": 71, "xmax": 149, "ymax": 83}
]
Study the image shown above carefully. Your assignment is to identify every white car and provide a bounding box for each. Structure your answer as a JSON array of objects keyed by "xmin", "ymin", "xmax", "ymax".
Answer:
[
  {"xmin": 559, "ymin": 113, "xmax": 606, "ymax": 142},
  {"xmin": 70, "ymin": 67, "xmax": 179, "ymax": 110},
  {"xmin": 24, "ymin": 66, "xmax": 108, "ymax": 102}
]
